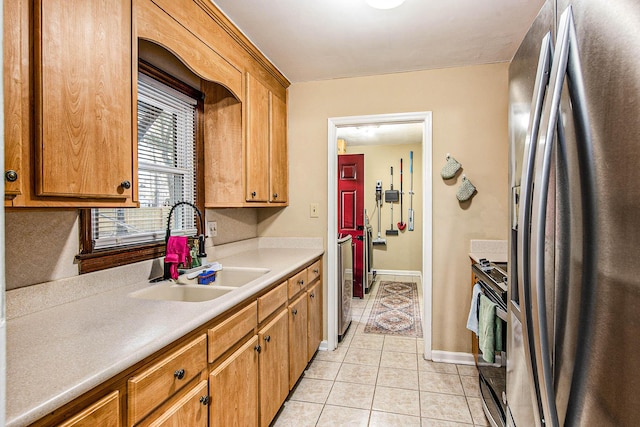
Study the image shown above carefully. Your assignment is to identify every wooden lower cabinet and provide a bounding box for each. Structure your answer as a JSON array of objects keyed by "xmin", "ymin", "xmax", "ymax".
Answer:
[
  {"xmin": 128, "ymin": 335, "xmax": 207, "ymax": 425},
  {"xmin": 58, "ymin": 391, "xmax": 120, "ymax": 427},
  {"xmin": 29, "ymin": 258, "xmax": 324, "ymax": 427},
  {"xmin": 288, "ymin": 293, "xmax": 308, "ymax": 390},
  {"xmin": 307, "ymin": 280, "xmax": 323, "ymax": 362},
  {"xmin": 209, "ymin": 336, "xmax": 259, "ymax": 427},
  {"xmin": 258, "ymin": 309, "xmax": 289, "ymax": 427},
  {"xmin": 140, "ymin": 381, "xmax": 208, "ymax": 427}
]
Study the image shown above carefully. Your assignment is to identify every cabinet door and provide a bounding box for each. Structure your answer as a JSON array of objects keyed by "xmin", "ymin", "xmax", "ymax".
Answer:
[
  {"xmin": 259, "ymin": 309, "xmax": 289, "ymax": 427},
  {"xmin": 307, "ymin": 280, "xmax": 323, "ymax": 361},
  {"xmin": 58, "ymin": 391, "xmax": 120, "ymax": 427},
  {"xmin": 269, "ymin": 92, "xmax": 287, "ymax": 203},
  {"xmin": 143, "ymin": 381, "xmax": 208, "ymax": 427},
  {"xmin": 288, "ymin": 293, "xmax": 308, "ymax": 390},
  {"xmin": 209, "ymin": 336, "xmax": 259, "ymax": 427},
  {"xmin": 35, "ymin": 0, "xmax": 133, "ymax": 199},
  {"xmin": 245, "ymin": 73, "xmax": 270, "ymax": 202},
  {"xmin": 4, "ymin": 0, "xmax": 26, "ymax": 199}
]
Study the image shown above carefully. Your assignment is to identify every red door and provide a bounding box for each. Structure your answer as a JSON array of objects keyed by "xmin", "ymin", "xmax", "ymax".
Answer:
[{"xmin": 338, "ymin": 154, "xmax": 364, "ymax": 298}]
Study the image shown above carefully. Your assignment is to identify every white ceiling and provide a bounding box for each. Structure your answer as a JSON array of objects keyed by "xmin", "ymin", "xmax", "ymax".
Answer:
[{"xmin": 210, "ymin": 0, "xmax": 545, "ymax": 83}]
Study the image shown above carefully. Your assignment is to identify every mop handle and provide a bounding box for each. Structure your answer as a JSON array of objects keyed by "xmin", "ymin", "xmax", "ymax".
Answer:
[{"xmin": 410, "ymin": 151, "xmax": 413, "ymax": 173}]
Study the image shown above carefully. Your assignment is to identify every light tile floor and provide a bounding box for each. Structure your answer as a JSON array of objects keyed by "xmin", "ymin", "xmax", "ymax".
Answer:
[{"xmin": 273, "ymin": 274, "xmax": 489, "ymax": 427}]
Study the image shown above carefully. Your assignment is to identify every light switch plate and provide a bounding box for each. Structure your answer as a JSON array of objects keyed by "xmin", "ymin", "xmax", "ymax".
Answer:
[
  {"xmin": 207, "ymin": 221, "xmax": 217, "ymax": 237},
  {"xmin": 310, "ymin": 203, "xmax": 319, "ymax": 218}
]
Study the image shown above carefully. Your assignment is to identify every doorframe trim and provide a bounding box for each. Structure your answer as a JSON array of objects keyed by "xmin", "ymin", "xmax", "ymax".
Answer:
[{"xmin": 327, "ymin": 112, "xmax": 433, "ymax": 359}]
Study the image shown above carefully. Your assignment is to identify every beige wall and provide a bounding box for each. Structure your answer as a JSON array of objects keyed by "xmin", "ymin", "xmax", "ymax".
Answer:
[
  {"xmin": 259, "ymin": 63, "xmax": 509, "ymax": 353},
  {"xmin": 344, "ymin": 143, "xmax": 423, "ymax": 272}
]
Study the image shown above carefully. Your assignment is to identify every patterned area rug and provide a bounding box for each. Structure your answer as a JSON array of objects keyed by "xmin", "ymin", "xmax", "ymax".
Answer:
[{"xmin": 364, "ymin": 281, "xmax": 423, "ymax": 337}]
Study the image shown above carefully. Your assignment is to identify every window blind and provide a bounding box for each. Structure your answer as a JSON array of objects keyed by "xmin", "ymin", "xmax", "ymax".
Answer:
[{"xmin": 91, "ymin": 73, "xmax": 198, "ymax": 250}]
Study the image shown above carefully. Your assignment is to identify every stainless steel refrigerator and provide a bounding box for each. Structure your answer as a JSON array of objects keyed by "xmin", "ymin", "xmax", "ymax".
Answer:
[{"xmin": 508, "ymin": 0, "xmax": 640, "ymax": 425}]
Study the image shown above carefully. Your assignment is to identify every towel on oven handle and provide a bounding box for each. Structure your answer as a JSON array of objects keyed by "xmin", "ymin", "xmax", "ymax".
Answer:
[
  {"xmin": 479, "ymin": 294, "xmax": 503, "ymax": 363},
  {"xmin": 466, "ymin": 282, "xmax": 482, "ymax": 335}
]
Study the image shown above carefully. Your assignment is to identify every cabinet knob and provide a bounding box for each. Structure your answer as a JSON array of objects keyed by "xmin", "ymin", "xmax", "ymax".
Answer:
[
  {"xmin": 298, "ymin": 279, "xmax": 304, "ymax": 286},
  {"xmin": 313, "ymin": 269, "xmax": 319, "ymax": 274},
  {"xmin": 251, "ymin": 191, "xmax": 257, "ymax": 198},
  {"xmin": 200, "ymin": 395, "xmax": 210, "ymax": 406},
  {"xmin": 273, "ymin": 193, "xmax": 278, "ymax": 199},
  {"xmin": 254, "ymin": 344, "xmax": 262, "ymax": 354},
  {"xmin": 310, "ymin": 293, "xmax": 315, "ymax": 299},
  {"xmin": 5, "ymin": 170, "xmax": 18, "ymax": 182},
  {"xmin": 292, "ymin": 309, "xmax": 298, "ymax": 316},
  {"xmin": 120, "ymin": 180, "xmax": 131, "ymax": 190},
  {"xmin": 174, "ymin": 369, "xmax": 185, "ymax": 380},
  {"xmin": 264, "ymin": 335, "xmax": 271, "ymax": 343}
]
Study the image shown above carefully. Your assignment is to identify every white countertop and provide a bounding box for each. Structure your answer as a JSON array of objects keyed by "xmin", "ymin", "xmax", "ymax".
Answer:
[{"xmin": 6, "ymin": 241, "xmax": 323, "ymax": 427}]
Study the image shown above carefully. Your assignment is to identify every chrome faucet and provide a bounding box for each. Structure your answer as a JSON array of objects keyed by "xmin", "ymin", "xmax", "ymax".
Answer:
[{"xmin": 164, "ymin": 201, "xmax": 207, "ymax": 279}]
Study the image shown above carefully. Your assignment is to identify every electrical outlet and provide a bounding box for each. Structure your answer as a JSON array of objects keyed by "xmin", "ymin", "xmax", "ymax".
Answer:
[
  {"xmin": 207, "ymin": 221, "xmax": 218, "ymax": 237},
  {"xmin": 310, "ymin": 203, "xmax": 319, "ymax": 218}
]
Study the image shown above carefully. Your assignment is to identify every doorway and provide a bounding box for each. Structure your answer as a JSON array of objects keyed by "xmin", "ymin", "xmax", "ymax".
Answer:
[{"xmin": 326, "ymin": 112, "xmax": 433, "ymax": 359}]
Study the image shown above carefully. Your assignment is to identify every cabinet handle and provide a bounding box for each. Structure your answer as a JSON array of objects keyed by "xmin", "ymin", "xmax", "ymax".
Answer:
[
  {"xmin": 273, "ymin": 193, "xmax": 278, "ymax": 199},
  {"xmin": 120, "ymin": 180, "xmax": 131, "ymax": 190},
  {"xmin": 313, "ymin": 269, "xmax": 319, "ymax": 274},
  {"xmin": 251, "ymin": 191, "xmax": 257, "ymax": 198},
  {"xmin": 254, "ymin": 344, "xmax": 262, "ymax": 354},
  {"xmin": 298, "ymin": 279, "xmax": 304, "ymax": 286},
  {"xmin": 292, "ymin": 309, "xmax": 298, "ymax": 316},
  {"xmin": 310, "ymin": 293, "xmax": 315, "ymax": 299},
  {"xmin": 200, "ymin": 395, "xmax": 210, "ymax": 406},
  {"xmin": 264, "ymin": 335, "xmax": 271, "ymax": 343},
  {"xmin": 5, "ymin": 170, "xmax": 18, "ymax": 182},
  {"xmin": 174, "ymin": 369, "xmax": 185, "ymax": 380}
]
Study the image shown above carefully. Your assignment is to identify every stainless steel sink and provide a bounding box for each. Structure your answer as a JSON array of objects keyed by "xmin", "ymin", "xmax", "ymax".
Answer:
[
  {"xmin": 130, "ymin": 266, "xmax": 270, "ymax": 302},
  {"xmin": 130, "ymin": 283, "xmax": 233, "ymax": 302},
  {"xmin": 176, "ymin": 266, "xmax": 270, "ymax": 288}
]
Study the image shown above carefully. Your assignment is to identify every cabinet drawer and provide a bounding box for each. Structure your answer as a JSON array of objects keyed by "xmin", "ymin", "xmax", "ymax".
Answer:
[
  {"xmin": 307, "ymin": 260, "xmax": 321, "ymax": 283},
  {"xmin": 128, "ymin": 334, "xmax": 207, "ymax": 425},
  {"xmin": 208, "ymin": 301, "xmax": 257, "ymax": 363},
  {"xmin": 287, "ymin": 269, "xmax": 308, "ymax": 299},
  {"xmin": 139, "ymin": 380, "xmax": 209, "ymax": 427},
  {"xmin": 59, "ymin": 390, "xmax": 120, "ymax": 427},
  {"xmin": 258, "ymin": 281, "xmax": 287, "ymax": 323}
]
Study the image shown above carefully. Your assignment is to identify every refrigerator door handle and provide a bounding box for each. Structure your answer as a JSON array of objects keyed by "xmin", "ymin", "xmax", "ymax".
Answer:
[
  {"xmin": 530, "ymin": 6, "xmax": 597, "ymax": 426},
  {"xmin": 557, "ymin": 6, "xmax": 598, "ymax": 423},
  {"xmin": 516, "ymin": 31, "xmax": 554, "ymax": 427}
]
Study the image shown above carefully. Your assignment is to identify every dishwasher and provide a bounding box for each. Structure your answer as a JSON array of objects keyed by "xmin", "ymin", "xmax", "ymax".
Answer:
[{"xmin": 337, "ymin": 234, "xmax": 353, "ymax": 341}]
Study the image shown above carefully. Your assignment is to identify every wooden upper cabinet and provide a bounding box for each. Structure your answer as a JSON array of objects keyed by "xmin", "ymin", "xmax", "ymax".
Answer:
[
  {"xmin": 269, "ymin": 93, "xmax": 288, "ymax": 203},
  {"xmin": 245, "ymin": 73, "xmax": 270, "ymax": 202},
  {"xmin": 202, "ymin": 81, "xmax": 244, "ymax": 207},
  {"xmin": 4, "ymin": 0, "xmax": 26, "ymax": 199},
  {"xmin": 34, "ymin": 0, "xmax": 134, "ymax": 199}
]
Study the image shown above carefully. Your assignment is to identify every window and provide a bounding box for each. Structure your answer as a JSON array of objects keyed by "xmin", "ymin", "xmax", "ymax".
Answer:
[{"xmin": 78, "ymin": 62, "xmax": 204, "ymax": 273}]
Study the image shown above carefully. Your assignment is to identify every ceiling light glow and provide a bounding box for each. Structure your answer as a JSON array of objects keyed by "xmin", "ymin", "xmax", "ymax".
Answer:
[{"xmin": 366, "ymin": 0, "xmax": 406, "ymax": 10}]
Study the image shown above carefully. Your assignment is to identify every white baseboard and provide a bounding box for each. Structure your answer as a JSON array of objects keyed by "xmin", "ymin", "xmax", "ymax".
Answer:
[
  {"xmin": 373, "ymin": 269, "xmax": 422, "ymax": 278},
  {"xmin": 318, "ymin": 340, "xmax": 329, "ymax": 351},
  {"xmin": 430, "ymin": 350, "xmax": 475, "ymax": 365}
]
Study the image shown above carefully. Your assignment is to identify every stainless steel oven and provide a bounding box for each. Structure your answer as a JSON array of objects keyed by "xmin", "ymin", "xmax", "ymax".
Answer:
[{"xmin": 472, "ymin": 260, "xmax": 508, "ymax": 427}]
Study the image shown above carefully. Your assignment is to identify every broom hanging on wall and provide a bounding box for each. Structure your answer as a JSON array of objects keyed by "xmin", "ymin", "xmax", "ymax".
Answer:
[{"xmin": 398, "ymin": 158, "xmax": 406, "ymax": 231}]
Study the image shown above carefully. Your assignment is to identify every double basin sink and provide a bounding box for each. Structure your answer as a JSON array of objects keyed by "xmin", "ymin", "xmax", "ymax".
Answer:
[{"xmin": 130, "ymin": 266, "xmax": 270, "ymax": 302}]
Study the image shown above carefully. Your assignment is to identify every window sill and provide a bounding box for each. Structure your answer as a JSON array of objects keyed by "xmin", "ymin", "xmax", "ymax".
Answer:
[{"xmin": 76, "ymin": 243, "xmax": 165, "ymax": 274}]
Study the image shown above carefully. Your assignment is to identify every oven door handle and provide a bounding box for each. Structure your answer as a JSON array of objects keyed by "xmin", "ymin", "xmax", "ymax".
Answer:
[{"xmin": 496, "ymin": 306, "xmax": 508, "ymax": 323}]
